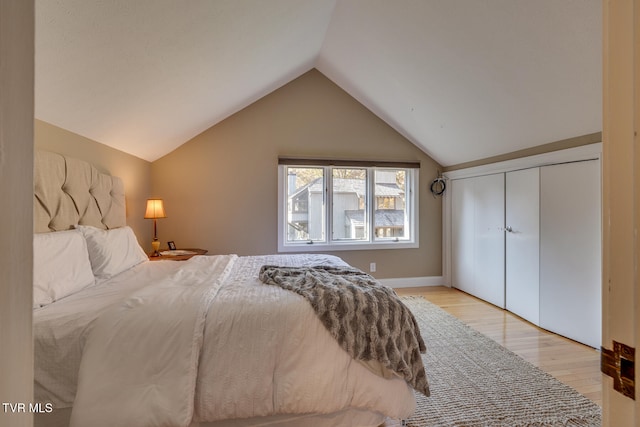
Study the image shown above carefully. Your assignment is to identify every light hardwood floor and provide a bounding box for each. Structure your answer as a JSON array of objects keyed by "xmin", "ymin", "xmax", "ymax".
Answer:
[{"xmin": 395, "ymin": 286, "xmax": 602, "ymax": 406}]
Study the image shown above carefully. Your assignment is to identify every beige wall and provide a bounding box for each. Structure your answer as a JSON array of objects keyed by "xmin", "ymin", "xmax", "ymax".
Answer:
[
  {"xmin": 34, "ymin": 120, "xmax": 153, "ymax": 250},
  {"xmin": 444, "ymin": 132, "xmax": 602, "ymax": 172},
  {"xmin": 0, "ymin": 1, "xmax": 34, "ymax": 426},
  {"xmin": 152, "ymin": 69, "xmax": 442, "ymax": 279}
]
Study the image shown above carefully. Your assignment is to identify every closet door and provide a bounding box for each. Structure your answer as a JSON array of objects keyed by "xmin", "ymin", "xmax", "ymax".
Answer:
[
  {"xmin": 451, "ymin": 178, "xmax": 475, "ymax": 296},
  {"xmin": 473, "ymin": 174, "xmax": 505, "ymax": 308},
  {"xmin": 451, "ymin": 174, "xmax": 505, "ymax": 308},
  {"xmin": 505, "ymin": 168, "xmax": 540, "ymax": 324},
  {"xmin": 539, "ymin": 160, "xmax": 601, "ymax": 348}
]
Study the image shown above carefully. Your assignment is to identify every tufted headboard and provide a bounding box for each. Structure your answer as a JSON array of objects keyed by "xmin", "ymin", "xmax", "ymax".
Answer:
[{"xmin": 34, "ymin": 151, "xmax": 126, "ymax": 233}]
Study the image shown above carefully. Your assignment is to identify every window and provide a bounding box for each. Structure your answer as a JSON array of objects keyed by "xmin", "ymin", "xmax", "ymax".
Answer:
[
  {"xmin": 333, "ymin": 168, "xmax": 367, "ymax": 241},
  {"xmin": 278, "ymin": 159, "xmax": 419, "ymax": 252},
  {"xmin": 286, "ymin": 167, "xmax": 324, "ymax": 242}
]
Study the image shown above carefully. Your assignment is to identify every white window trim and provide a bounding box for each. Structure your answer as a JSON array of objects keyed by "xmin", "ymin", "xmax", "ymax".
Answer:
[{"xmin": 277, "ymin": 165, "xmax": 419, "ymax": 252}]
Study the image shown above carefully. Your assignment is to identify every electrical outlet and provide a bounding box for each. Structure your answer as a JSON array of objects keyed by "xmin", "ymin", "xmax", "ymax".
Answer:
[{"xmin": 369, "ymin": 262, "xmax": 376, "ymax": 273}]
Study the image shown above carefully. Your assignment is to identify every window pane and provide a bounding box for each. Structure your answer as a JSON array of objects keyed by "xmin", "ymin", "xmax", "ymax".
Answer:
[
  {"xmin": 286, "ymin": 167, "xmax": 325, "ymax": 242},
  {"xmin": 332, "ymin": 168, "xmax": 368, "ymax": 241},
  {"xmin": 280, "ymin": 163, "xmax": 417, "ymax": 251},
  {"xmin": 374, "ymin": 169, "xmax": 408, "ymax": 240}
]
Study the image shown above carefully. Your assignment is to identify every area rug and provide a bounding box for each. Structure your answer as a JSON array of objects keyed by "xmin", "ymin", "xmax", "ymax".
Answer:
[{"xmin": 401, "ymin": 296, "xmax": 602, "ymax": 427}]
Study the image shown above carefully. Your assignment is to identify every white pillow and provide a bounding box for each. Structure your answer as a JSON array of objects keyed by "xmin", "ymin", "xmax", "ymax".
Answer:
[
  {"xmin": 33, "ymin": 230, "xmax": 95, "ymax": 308},
  {"xmin": 76, "ymin": 225, "xmax": 148, "ymax": 279}
]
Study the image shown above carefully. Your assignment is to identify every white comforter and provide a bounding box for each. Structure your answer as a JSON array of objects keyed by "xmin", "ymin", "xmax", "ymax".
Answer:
[{"xmin": 34, "ymin": 254, "xmax": 415, "ymax": 427}]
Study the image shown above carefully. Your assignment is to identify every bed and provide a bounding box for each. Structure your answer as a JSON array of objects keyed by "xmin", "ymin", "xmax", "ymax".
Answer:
[{"xmin": 32, "ymin": 151, "xmax": 428, "ymax": 427}]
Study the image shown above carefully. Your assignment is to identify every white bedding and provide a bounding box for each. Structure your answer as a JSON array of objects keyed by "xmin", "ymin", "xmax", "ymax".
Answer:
[{"xmin": 34, "ymin": 254, "xmax": 416, "ymax": 427}]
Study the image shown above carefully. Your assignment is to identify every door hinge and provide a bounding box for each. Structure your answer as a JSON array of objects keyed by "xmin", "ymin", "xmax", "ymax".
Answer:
[{"xmin": 601, "ymin": 340, "xmax": 635, "ymax": 400}]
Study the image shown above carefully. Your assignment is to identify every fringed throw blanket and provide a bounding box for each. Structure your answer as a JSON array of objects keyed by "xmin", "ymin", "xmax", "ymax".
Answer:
[{"xmin": 259, "ymin": 265, "xmax": 430, "ymax": 396}]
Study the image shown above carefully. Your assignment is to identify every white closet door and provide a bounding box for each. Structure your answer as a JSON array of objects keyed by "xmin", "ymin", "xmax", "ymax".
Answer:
[
  {"xmin": 505, "ymin": 168, "xmax": 540, "ymax": 324},
  {"xmin": 451, "ymin": 174, "xmax": 505, "ymax": 307},
  {"xmin": 539, "ymin": 160, "xmax": 601, "ymax": 348},
  {"xmin": 451, "ymin": 178, "xmax": 475, "ymax": 295},
  {"xmin": 473, "ymin": 174, "xmax": 505, "ymax": 308}
]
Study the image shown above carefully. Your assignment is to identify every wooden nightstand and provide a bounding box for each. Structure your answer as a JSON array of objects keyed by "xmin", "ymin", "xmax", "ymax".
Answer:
[{"xmin": 149, "ymin": 248, "xmax": 208, "ymax": 261}]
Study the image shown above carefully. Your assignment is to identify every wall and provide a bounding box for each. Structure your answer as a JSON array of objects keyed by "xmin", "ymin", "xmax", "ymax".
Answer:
[
  {"xmin": 0, "ymin": 1, "xmax": 34, "ymax": 426},
  {"xmin": 444, "ymin": 132, "xmax": 602, "ymax": 172},
  {"xmin": 152, "ymin": 69, "xmax": 442, "ymax": 279},
  {"xmin": 34, "ymin": 120, "xmax": 153, "ymax": 250}
]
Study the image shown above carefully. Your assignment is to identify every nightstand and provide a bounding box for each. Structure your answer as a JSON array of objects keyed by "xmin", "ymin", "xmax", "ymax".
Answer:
[{"xmin": 149, "ymin": 248, "xmax": 208, "ymax": 261}]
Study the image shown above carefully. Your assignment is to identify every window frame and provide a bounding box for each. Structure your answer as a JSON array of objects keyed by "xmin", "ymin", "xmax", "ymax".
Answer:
[{"xmin": 277, "ymin": 161, "xmax": 419, "ymax": 252}]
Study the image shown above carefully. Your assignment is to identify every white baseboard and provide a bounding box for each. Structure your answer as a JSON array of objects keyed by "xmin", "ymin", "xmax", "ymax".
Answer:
[{"xmin": 378, "ymin": 276, "xmax": 445, "ymax": 289}]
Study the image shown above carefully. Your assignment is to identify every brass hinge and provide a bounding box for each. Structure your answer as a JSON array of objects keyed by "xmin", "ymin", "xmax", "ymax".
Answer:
[{"xmin": 601, "ymin": 341, "xmax": 635, "ymax": 400}]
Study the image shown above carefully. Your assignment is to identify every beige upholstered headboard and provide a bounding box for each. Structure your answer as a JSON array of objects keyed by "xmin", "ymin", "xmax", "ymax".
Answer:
[{"xmin": 34, "ymin": 151, "xmax": 126, "ymax": 233}]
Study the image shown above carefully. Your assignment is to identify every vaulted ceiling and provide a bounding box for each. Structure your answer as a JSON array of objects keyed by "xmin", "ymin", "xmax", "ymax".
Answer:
[{"xmin": 35, "ymin": 0, "xmax": 602, "ymax": 166}]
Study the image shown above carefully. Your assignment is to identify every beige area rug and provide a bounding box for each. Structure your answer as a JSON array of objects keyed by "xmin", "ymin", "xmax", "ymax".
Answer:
[{"xmin": 401, "ymin": 296, "xmax": 602, "ymax": 427}]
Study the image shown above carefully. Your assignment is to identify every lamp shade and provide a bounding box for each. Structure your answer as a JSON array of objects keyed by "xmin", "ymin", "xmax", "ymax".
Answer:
[{"xmin": 144, "ymin": 199, "xmax": 167, "ymax": 219}]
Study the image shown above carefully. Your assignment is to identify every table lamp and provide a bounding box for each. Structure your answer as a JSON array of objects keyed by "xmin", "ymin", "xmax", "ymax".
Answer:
[{"xmin": 144, "ymin": 198, "xmax": 167, "ymax": 257}]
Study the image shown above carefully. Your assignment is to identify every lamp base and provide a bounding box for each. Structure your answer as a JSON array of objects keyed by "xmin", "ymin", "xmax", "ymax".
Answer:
[{"xmin": 151, "ymin": 239, "xmax": 161, "ymax": 257}]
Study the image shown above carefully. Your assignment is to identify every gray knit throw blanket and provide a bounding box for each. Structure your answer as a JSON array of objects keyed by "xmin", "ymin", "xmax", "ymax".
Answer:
[{"xmin": 258, "ymin": 265, "xmax": 430, "ymax": 396}]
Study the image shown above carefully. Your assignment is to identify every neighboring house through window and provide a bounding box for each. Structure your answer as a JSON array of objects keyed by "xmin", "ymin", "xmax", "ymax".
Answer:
[{"xmin": 278, "ymin": 158, "xmax": 419, "ymax": 252}]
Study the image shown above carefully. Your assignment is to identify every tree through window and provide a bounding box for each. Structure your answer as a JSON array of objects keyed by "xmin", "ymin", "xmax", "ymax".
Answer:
[{"xmin": 279, "ymin": 160, "xmax": 419, "ymax": 251}]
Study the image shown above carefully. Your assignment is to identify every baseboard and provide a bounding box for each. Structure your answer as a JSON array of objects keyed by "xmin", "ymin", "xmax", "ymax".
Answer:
[{"xmin": 378, "ymin": 276, "xmax": 445, "ymax": 289}]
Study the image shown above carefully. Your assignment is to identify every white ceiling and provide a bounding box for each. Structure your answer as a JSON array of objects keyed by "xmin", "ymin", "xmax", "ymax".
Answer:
[{"xmin": 35, "ymin": 0, "xmax": 602, "ymax": 166}]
